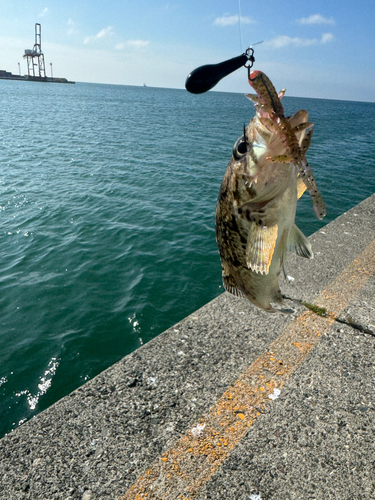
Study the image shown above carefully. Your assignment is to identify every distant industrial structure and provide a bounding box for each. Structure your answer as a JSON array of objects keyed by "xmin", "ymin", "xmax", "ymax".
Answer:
[
  {"xmin": 23, "ymin": 23, "xmax": 46, "ymax": 79},
  {"xmin": 0, "ymin": 23, "xmax": 74, "ymax": 84}
]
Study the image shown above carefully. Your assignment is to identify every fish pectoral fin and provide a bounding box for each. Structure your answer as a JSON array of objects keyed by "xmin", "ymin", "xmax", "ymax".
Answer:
[
  {"xmin": 287, "ymin": 224, "xmax": 313, "ymax": 259},
  {"xmin": 246, "ymin": 224, "xmax": 278, "ymax": 275},
  {"xmin": 222, "ymin": 272, "xmax": 246, "ymax": 298},
  {"xmin": 297, "ymin": 175, "xmax": 307, "ymax": 199}
]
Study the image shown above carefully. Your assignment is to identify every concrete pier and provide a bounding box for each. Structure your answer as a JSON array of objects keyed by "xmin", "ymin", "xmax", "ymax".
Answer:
[{"xmin": 1, "ymin": 194, "xmax": 374, "ymax": 500}]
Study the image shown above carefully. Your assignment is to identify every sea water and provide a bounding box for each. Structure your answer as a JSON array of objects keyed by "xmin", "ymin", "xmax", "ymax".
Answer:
[{"xmin": 1, "ymin": 80, "xmax": 374, "ymax": 438}]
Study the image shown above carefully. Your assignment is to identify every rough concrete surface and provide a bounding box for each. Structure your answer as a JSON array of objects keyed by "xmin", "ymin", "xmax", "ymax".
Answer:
[{"xmin": 0, "ymin": 194, "xmax": 374, "ymax": 500}]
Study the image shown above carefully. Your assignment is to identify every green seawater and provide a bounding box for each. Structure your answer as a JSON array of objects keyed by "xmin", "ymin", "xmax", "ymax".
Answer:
[{"xmin": 1, "ymin": 80, "xmax": 374, "ymax": 438}]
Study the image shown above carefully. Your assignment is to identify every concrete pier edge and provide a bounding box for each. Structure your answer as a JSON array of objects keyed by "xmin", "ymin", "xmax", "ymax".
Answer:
[{"xmin": 1, "ymin": 193, "xmax": 375, "ymax": 500}]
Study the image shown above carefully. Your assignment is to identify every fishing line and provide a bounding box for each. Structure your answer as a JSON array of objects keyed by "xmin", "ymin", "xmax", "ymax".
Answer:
[
  {"xmin": 283, "ymin": 295, "xmax": 375, "ymax": 338},
  {"xmin": 237, "ymin": 0, "xmax": 243, "ymax": 52}
]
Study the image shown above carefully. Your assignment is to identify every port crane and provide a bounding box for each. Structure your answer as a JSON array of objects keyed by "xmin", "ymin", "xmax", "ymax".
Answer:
[{"xmin": 23, "ymin": 23, "xmax": 46, "ymax": 78}]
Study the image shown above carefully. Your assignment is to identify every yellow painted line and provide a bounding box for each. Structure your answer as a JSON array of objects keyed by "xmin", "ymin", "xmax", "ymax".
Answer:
[{"xmin": 119, "ymin": 238, "xmax": 375, "ymax": 500}]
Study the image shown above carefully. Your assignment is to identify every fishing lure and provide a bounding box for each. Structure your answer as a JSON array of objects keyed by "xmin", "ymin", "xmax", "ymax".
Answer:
[{"xmin": 185, "ymin": 47, "xmax": 256, "ymax": 94}]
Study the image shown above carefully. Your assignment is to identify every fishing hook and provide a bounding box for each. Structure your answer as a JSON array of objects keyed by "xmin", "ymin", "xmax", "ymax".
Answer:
[{"xmin": 246, "ymin": 47, "xmax": 257, "ymax": 81}]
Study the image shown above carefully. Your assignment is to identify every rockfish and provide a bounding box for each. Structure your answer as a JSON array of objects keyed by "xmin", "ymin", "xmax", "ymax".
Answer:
[{"xmin": 215, "ymin": 70, "xmax": 326, "ymax": 312}]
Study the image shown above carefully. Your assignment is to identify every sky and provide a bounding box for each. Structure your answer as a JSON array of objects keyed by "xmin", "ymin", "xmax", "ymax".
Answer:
[{"xmin": 0, "ymin": 0, "xmax": 374, "ymax": 101}]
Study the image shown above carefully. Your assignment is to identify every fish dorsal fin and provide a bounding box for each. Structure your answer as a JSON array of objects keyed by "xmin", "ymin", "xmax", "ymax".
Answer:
[
  {"xmin": 222, "ymin": 273, "xmax": 246, "ymax": 298},
  {"xmin": 287, "ymin": 224, "xmax": 313, "ymax": 259},
  {"xmin": 297, "ymin": 175, "xmax": 307, "ymax": 199},
  {"xmin": 246, "ymin": 224, "xmax": 278, "ymax": 275}
]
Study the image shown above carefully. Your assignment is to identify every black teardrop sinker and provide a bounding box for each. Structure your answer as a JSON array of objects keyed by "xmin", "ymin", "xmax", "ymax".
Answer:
[{"xmin": 185, "ymin": 54, "xmax": 248, "ymax": 94}]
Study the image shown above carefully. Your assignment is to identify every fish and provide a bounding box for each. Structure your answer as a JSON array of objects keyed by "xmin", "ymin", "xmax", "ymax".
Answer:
[{"xmin": 215, "ymin": 70, "xmax": 326, "ymax": 312}]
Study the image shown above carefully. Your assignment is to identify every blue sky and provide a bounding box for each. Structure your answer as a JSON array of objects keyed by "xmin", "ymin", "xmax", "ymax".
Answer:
[{"xmin": 0, "ymin": 0, "xmax": 374, "ymax": 101}]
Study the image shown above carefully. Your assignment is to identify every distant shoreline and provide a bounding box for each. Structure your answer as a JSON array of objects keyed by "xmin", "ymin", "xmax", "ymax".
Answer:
[{"xmin": 0, "ymin": 69, "xmax": 74, "ymax": 84}]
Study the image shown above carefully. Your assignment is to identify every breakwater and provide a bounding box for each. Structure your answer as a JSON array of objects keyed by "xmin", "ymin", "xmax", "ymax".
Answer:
[
  {"xmin": 0, "ymin": 70, "xmax": 74, "ymax": 83},
  {"xmin": 1, "ymin": 193, "xmax": 374, "ymax": 500}
]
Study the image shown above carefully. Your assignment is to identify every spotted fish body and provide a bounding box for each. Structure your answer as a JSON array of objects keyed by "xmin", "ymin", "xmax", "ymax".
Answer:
[{"xmin": 215, "ymin": 70, "xmax": 325, "ymax": 312}]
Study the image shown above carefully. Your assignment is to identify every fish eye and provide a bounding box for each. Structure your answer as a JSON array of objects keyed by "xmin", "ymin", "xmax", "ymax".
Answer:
[{"xmin": 233, "ymin": 135, "xmax": 248, "ymax": 159}]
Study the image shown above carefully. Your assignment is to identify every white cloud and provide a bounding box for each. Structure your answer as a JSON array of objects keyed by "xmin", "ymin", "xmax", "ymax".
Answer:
[
  {"xmin": 39, "ymin": 7, "xmax": 49, "ymax": 17},
  {"xmin": 84, "ymin": 26, "xmax": 114, "ymax": 44},
  {"xmin": 214, "ymin": 14, "xmax": 254, "ymax": 27},
  {"xmin": 115, "ymin": 40, "xmax": 149, "ymax": 50},
  {"xmin": 265, "ymin": 35, "xmax": 315, "ymax": 49},
  {"xmin": 96, "ymin": 27, "xmax": 114, "ymax": 39},
  {"xmin": 321, "ymin": 33, "xmax": 334, "ymax": 43},
  {"xmin": 67, "ymin": 19, "xmax": 78, "ymax": 36},
  {"xmin": 264, "ymin": 33, "xmax": 334, "ymax": 49},
  {"xmin": 297, "ymin": 14, "xmax": 335, "ymax": 25}
]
